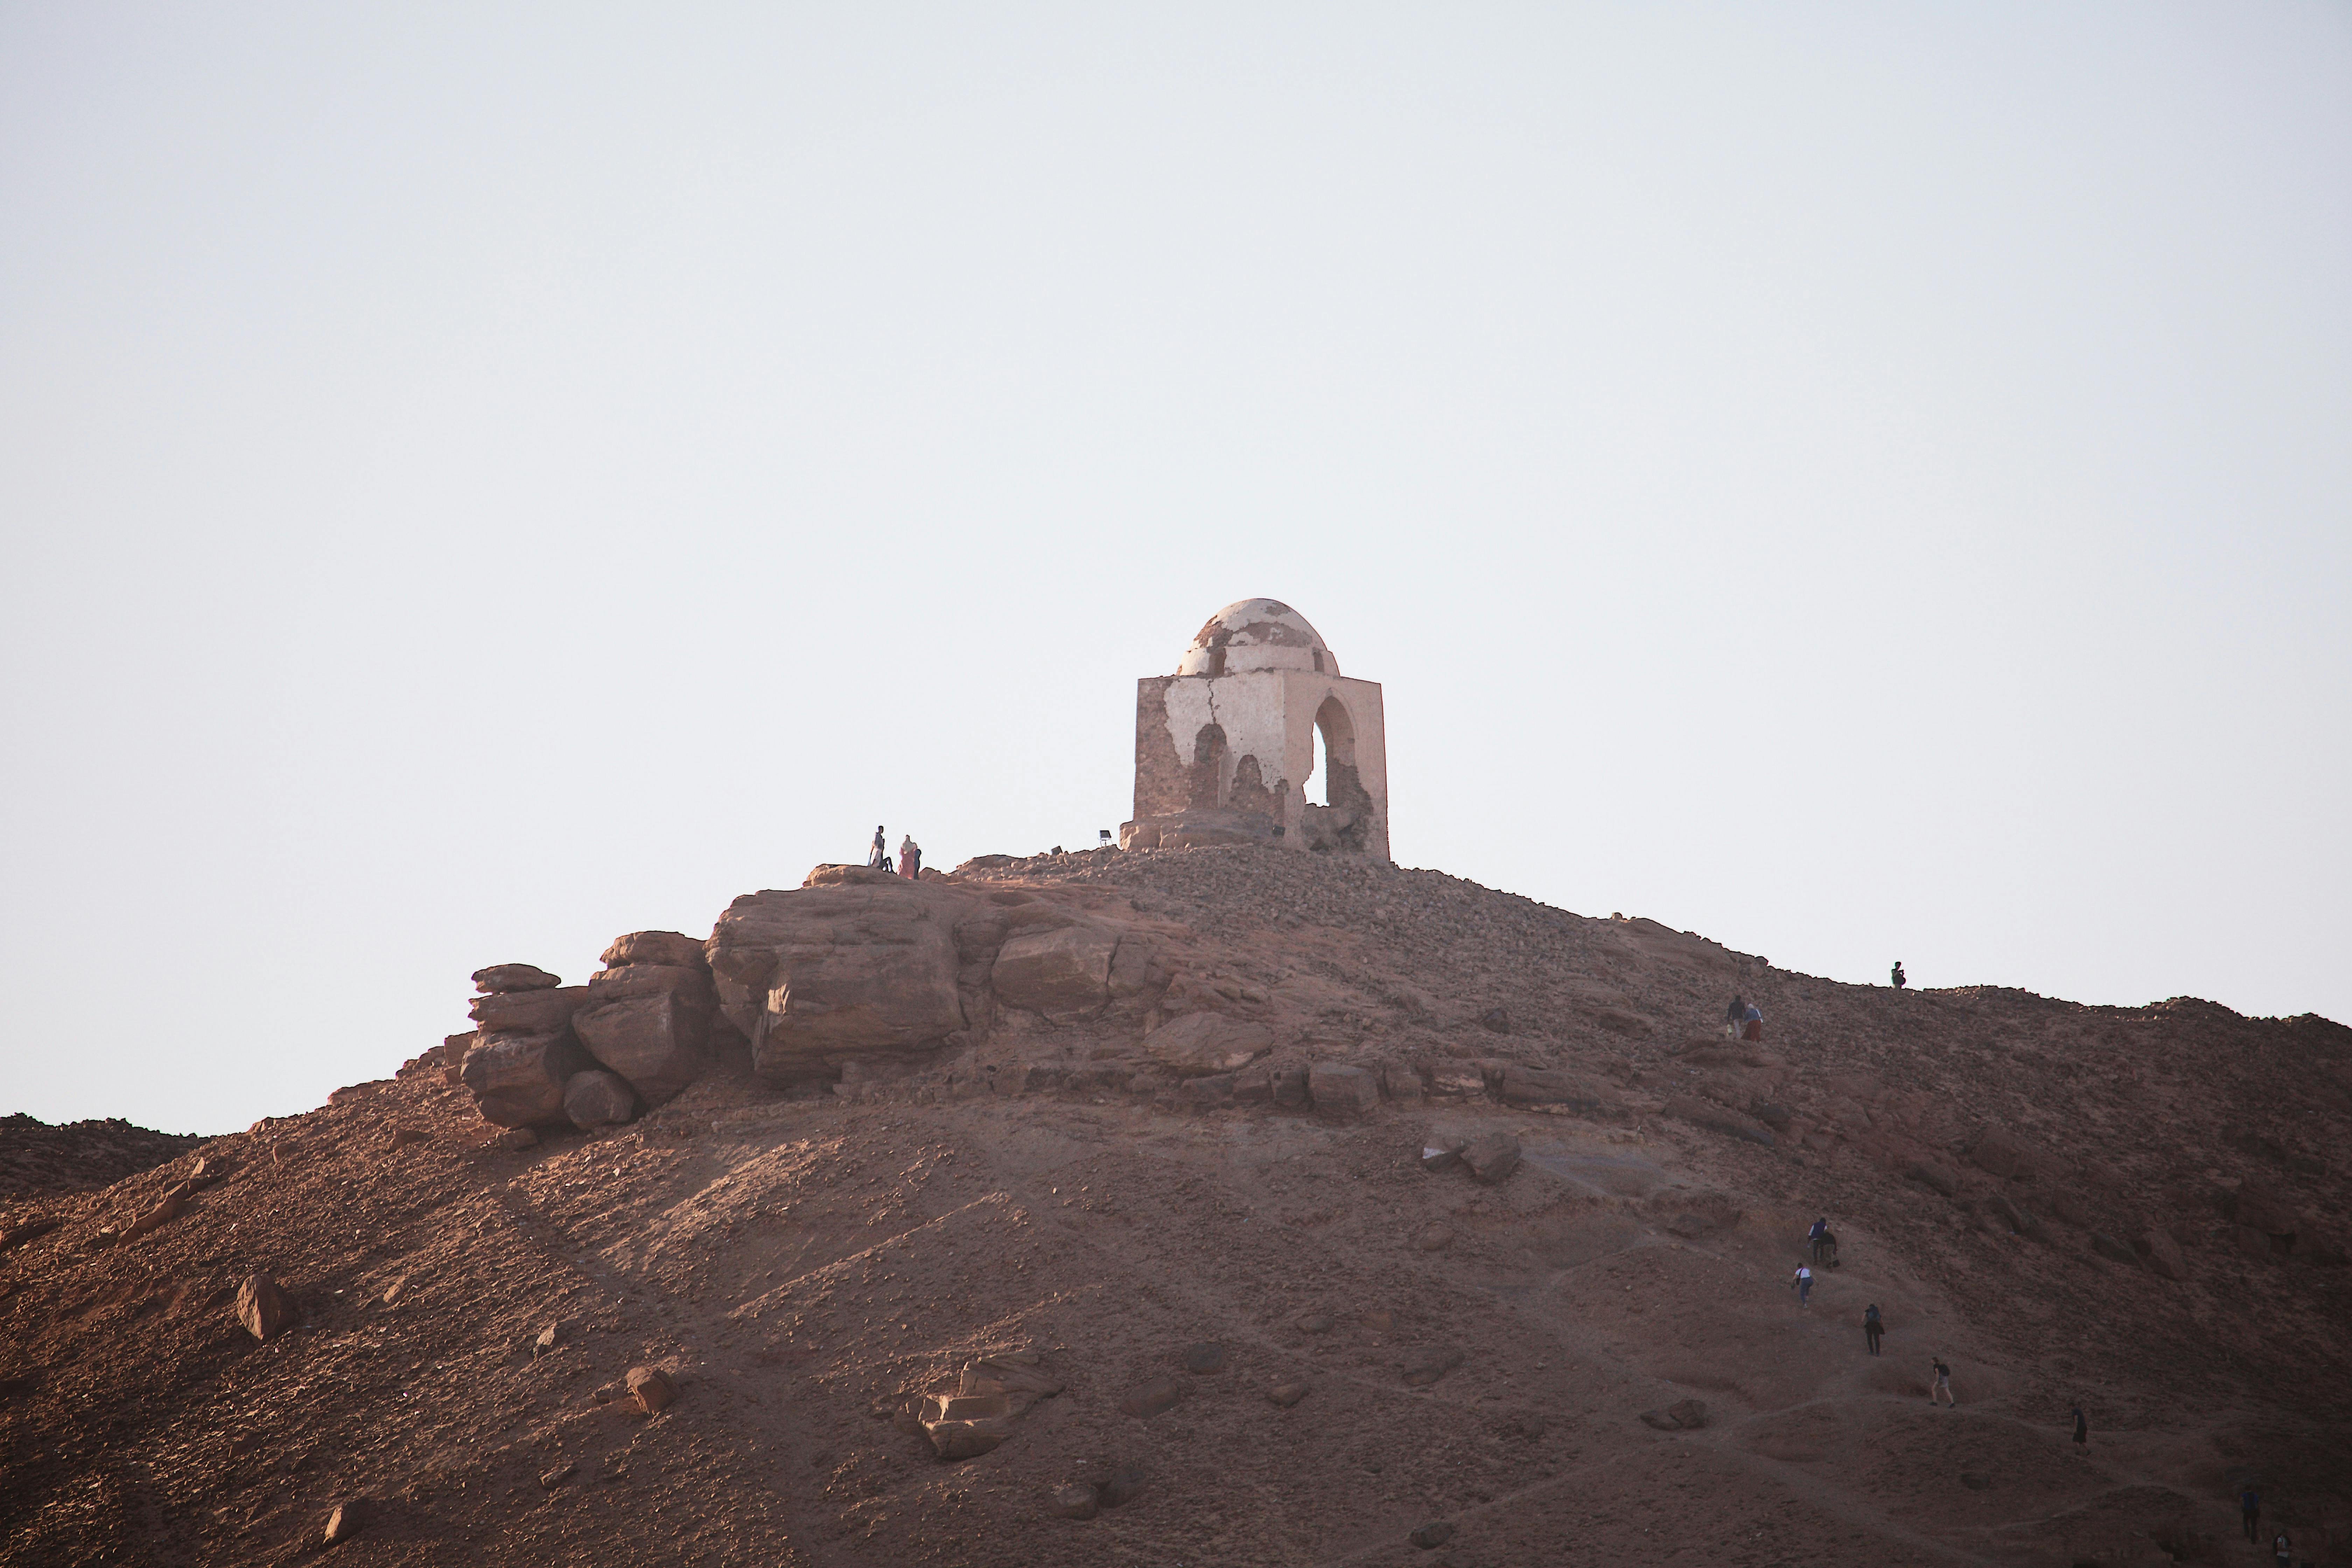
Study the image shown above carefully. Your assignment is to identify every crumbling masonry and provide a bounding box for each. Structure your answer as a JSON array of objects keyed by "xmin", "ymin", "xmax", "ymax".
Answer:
[{"xmin": 1120, "ymin": 599, "xmax": 1390, "ymax": 860}]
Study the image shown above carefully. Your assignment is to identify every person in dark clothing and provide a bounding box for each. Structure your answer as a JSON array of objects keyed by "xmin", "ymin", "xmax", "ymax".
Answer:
[
  {"xmin": 2071, "ymin": 1404, "xmax": 2087, "ymax": 1446},
  {"xmin": 1819, "ymin": 1228, "xmax": 1839, "ymax": 1268},
  {"xmin": 2274, "ymin": 1529, "xmax": 2292, "ymax": 1568},
  {"xmin": 2241, "ymin": 1487, "xmax": 2261, "ymax": 1542},
  {"xmin": 1863, "ymin": 1303, "xmax": 1884, "ymax": 1355},
  {"xmin": 1725, "ymin": 995, "xmax": 1746, "ymax": 1040},
  {"xmin": 1808, "ymin": 1217, "xmax": 1829, "ymax": 1262},
  {"xmin": 1892, "ymin": 961, "xmax": 1907, "ymax": 988}
]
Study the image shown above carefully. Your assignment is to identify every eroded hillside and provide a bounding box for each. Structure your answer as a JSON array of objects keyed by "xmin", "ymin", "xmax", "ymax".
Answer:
[{"xmin": 1, "ymin": 845, "xmax": 2346, "ymax": 1567}]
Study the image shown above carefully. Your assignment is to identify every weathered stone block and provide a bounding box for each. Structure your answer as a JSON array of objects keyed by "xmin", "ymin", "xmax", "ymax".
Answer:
[
  {"xmin": 574, "ymin": 993, "xmax": 712, "ymax": 1107},
  {"xmin": 467, "ymin": 986, "xmax": 590, "ymax": 1035},
  {"xmin": 1308, "ymin": 1063, "xmax": 1380, "ymax": 1120},
  {"xmin": 461, "ymin": 1030, "xmax": 593, "ymax": 1127},
  {"xmin": 1144, "ymin": 1012, "xmax": 1275, "ymax": 1077},
  {"xmin": 993, "ymin": 926, "xmax": 1118, "ymax": 1021}
]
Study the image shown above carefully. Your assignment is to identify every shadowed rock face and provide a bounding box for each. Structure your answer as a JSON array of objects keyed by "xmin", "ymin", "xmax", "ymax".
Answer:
[{"xmin": 709, "ymin": 869, "xmax": 981, "ymax": 1080}]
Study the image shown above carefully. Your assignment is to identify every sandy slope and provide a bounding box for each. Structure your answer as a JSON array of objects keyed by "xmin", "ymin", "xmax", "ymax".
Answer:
[{"xmin": 1, "ymin": 845, "xmax": 2345, "ymax": 1567}]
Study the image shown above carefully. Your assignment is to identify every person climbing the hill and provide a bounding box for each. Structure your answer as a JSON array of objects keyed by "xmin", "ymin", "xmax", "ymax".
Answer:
[
  {"xmin": 1725, "ymin": 995, "xmax": 1746, "ymax": 1041},
  {"xmin": 1808, "ymin": 1216, "xmax": 1830, "ymax": 1262},
  {"xmin": 1791, "ymin": 1263, "xmax": 1812, "ymax": 1307},
  {"xmin": 2241, "ymin": 1487, "xmax": 2261, "ymax": 1542},
  {"xmin": 2070, "ymin": 1403, "xmax": 2087, "ymax": 1447},
  {"xmin": 1892, "ymin": 961, "xmax": 1907, "ymax": 989},
  {"xmin": 868, "ymin": 826, "xmax": 888, "ymax": 869},
  {"xmin": 1863, "ymin": 1303, "xmax": 1884, "ymax": 1355},
  {"xmin": 1819, "ymin": 1228, "xmax": 1839, "ymax": 1268},
  {"xmin": 899, "ymin": 834, "xmax": 922, "ymax": 878},
  {"xmin": 1930, "ymin": 1357, "xmax": 1955, "ymax": 1406},
  {"xmin": 1742, "ymin": 1002, "xmax": 1764, "ymax": 1043},
  {"xmin": 2273, "ymin": 1529, "xmax": 2292, "ymax": 1568}
]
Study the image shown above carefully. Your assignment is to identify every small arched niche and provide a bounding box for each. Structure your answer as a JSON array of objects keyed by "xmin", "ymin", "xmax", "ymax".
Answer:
[{"xmin": 1188, "ymin": 723, "xmax": 1229, "ymax": 810}]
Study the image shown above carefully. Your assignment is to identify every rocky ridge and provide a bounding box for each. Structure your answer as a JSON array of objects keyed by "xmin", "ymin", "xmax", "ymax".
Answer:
[{"xmin": 1, "ymin": 844, "xmax": 2347, "ymax": 1566}]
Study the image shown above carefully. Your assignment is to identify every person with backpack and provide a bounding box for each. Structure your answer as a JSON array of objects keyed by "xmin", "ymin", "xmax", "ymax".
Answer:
[
  {"xmin": 1791, "ymin": 1264, "xmax": 1813, "ymax": 1307},
  {"xmin": 1929, "ymin": 1357, "xmax": 1955, "ymax": 1406},
  {"xmin": 2274, "ymin": 1529, "xmax": 2292, "ymax": 1568},
  {"xmin": 1808, "ymin": 1217, "xmax": 1830, "ymax": 1263},
  {"xmin": 1862, "ymin": 1303, "xmax": 1884, "ymax": 1356}
]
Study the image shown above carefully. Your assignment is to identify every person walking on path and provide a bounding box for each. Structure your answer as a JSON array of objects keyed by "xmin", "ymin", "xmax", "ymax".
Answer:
[
  {"xmin": 1742, "ymin": 1002, "xmax": 1764, "ymax": 1043},
  {"xmin": 868, "ymin": 826, "xmax": 888, "ymax": 869},
  {"xmin": 2241, "ymin": 1487, "xmax": 2261, "ymax": 1543},
  {"xmin": 1724, "ymin": 995, "xmax": 1745, "ymax": 1041},
  {"xmin": 1791, "ymin": 1264, "xmax": 1813, "ymax": 1307},
  {"xmin": 1808, "ymin": 1217, "xmax": 1830, "ymax": 1263},
  {"xmin": 2071, "ymin": 1404, "xmax": 2087, "ymax": 1447},
  {"xmin": 1863, "ymin": 1304, "xmax": 1884, "ymax": 1356},
  {"xmin": 1929, "ymin": 1357, "xmax": 1955, "ymax": 1406},
  {"xmin": 1892, "ymin": 961, "xmax": 1907, "ymax": 989},
  {"xmin": 899, "ymin": 835, "xmax": 922, "ymax": 878}
]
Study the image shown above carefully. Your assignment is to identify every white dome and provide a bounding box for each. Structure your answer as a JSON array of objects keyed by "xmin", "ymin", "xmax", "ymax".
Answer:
[{"xmin": 1174, "ymin": 598, "xmax": 1338, "ymax": 677}]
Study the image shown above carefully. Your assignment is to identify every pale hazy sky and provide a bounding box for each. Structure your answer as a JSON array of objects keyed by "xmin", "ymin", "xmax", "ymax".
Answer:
[{"xmin": 4, "ymin": 4, "xmax": 2347, "ymax": 1133}]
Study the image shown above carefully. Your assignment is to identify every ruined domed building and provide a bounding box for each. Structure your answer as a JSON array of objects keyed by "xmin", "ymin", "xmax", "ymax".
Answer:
[{"xmin": 1120, "ymin": 598, "xmax": 1389, "ymax": 860}]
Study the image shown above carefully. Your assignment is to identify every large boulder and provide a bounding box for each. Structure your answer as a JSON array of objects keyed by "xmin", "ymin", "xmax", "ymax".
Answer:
[
  {"xmin": 602, "ymin": 931, "xmax": 708, "ymax": 969},
  {"xmin": 472, "ymin": 963, "xmax": 560, "ymax": 993},
  {"xmin": 992, "ymin": 925, "xmax": 1119, "ymax": 1022},
  {"xmin": 1143, "ymin": 1012, "xmax": 1275, "ymax": 1077},
  {"xmin": 564, "ymin": 1070, "xmax": 639, "ymax": 1130},
  {"xmin": 575, "ymin": 994, "xmax": 711, "ymax": 1106},
  {"xmin": 708, "ymin": 869, "xmax": 979, "ymax": 1080},
  {"xmin": 587, "ymin": 964, "xmax": 710, "ymax": 1004},
  {"xmin": 468, "ymin": 986, "xmax": 591, "ymax": 1036},
  {"xmin": 461, "ymin": 1031, "xmax": 594, "ymax": 1127}
]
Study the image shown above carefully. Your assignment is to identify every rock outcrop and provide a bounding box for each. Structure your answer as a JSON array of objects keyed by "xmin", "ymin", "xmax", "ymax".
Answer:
[
  {"xmin": 573, "ymin": 931, "xmax": 719, "ymax": 1108},
  {"xmin": 708, "ymin": 868, "xmax": 984, "ymax": 1081}
]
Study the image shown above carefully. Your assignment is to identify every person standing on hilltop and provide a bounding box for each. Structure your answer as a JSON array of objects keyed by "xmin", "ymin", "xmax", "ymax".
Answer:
[
  {"xmin": 1724, "ymin": 994, "xmax": 1745, "ymax": 1040},
  {"xmin": 868, "ymin": 826, "xmax": 887, "ymax": 869},
  {"xmin": 1892, "ymin": 961, "xmax": 1907, "ymax": 989},
  {"xmin": 1863, "ymin": 1303, "xmax": 1884, "ymax": 1355},
  {"xmin": 899, "ymin": 834, "xmax": 922, "ymax": 878}
]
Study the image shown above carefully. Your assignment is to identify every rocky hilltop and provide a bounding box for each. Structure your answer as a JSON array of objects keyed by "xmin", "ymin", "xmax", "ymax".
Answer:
[
  {"xmin": 1, "ymin": 1113, "xmax": 207, "ymax": 1199},
  {"xmin": 1, "ymin": 846, "xmax": 2347, "ymax": 1567}
]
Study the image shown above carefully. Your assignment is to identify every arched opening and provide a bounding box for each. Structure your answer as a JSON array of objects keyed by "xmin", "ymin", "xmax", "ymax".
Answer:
[
  {"xmin": 1300, "ymin": 697, "xmax": 1371, "ymax": 852},
  {"xmin": 1188, "ymin": 723, "xmax": 1228, "ymax": 810}
]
